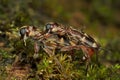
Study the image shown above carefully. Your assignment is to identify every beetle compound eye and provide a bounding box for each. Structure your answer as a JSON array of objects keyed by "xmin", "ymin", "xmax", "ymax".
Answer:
[
  {"xmin": 45, "ymin": 24, "xmax": 53, "ymax": 33},
  {"xmin": 46, "ymin": 24, "xmax": 52, "ymax": 30},
  {"xmin": 20, "ymin": 28, "xmax": 26, "ymax": 37}
]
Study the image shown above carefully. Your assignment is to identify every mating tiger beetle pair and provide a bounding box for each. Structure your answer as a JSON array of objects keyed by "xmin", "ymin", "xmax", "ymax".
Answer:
[{"xmin": 19, "ymin": 22, "xmax": 101, "ymax": 74}]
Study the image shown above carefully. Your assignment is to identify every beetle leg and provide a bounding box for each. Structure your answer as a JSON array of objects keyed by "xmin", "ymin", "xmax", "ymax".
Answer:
[{"xmin": 33, "ymin": 42, "xmax": 40, "ymax": 59}]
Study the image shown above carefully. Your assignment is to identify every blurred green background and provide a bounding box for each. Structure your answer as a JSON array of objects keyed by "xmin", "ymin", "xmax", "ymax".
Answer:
[
  {"xmin": 0, "ymin": 0, "xmax": 120, "ymax": 79},
  {"xmin": 0, "ymin": 0, "xmax": 120, "ymax": 36}
]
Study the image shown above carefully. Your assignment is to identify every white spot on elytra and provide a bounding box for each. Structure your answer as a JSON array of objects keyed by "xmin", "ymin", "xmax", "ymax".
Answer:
[
  {"xmin": 81, "ymin": 37, "xmax": 86, "ymax": 42},
  {"xmin": 84, "ymin": 33, "xmax": 88, "ymax": 37},
  {"xmin": 92, "ymin": 43, "xmax": 97, "ymax": 47}
]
